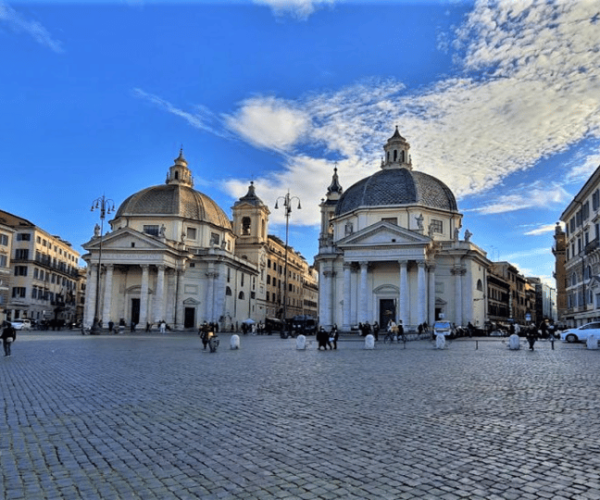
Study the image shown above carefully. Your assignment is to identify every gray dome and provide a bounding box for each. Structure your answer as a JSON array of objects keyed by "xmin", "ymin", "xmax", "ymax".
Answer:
[
  {"xmin": 115, "ymin": 184, "xmax": 232, "ymax": 230},
  {"xmin": 335, "ymin": 168, "xmax": 457, "ymax": 216}
]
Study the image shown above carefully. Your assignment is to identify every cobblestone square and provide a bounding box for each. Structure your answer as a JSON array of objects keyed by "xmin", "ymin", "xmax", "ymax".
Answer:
[{"xmin": 1, "ymin": 332, "xmax": 599, "ymax": 499}]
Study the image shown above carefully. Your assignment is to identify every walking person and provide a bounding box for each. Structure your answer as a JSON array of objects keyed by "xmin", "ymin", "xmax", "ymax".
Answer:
[
  {"xmin": 331, "ymin": 324, "xmax": 339, "ymax": 349},
  {"xmin": 526, "ymin": 324, "xmax": 537, "ymax": 351},
  {"xmin": 2, "ymin": 321, "xmax": 17, "ymax": 357},
  {"xmin": 317, "ymin": 327, "xmax": 329, "ymax": 350}
]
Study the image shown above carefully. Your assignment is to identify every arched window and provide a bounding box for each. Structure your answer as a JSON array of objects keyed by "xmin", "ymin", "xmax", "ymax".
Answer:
[
  {"xmin": 242, "ymin": 217, "xmax": 251, "ymax": 235},
  {"xmin": 238, "ymin": 291, "xmax": 245, "ymax": 300},
  {"xmin": 400, "ymin": 151, "xmax": 405, "ymax": 163},
  {"xmin": 393, "ymin": 150, "xmax": 397, "ymax": 161},
  {"xmin": 226, "ymin": 286, "xmax": 232, "ymax": 296},
  {"xmin": 476, "ymin": 279, "xmax": 483, "ymax": 291}
]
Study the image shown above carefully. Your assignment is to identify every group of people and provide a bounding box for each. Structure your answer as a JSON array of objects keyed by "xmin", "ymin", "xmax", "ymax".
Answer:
[
  {"xmin": 357, "ymin": 322, "xmax": 380, "ymax": 339},
  {"xmin": 1, "ymin": 321, "xmax": 17, "ymax": 357},
  {"xmin": 317, "ymin": 324, "xmax": 339, "ymax": 350},
  {"xmin": 198, "ymin": 322, "xmax": 220, "ymax": 351}
]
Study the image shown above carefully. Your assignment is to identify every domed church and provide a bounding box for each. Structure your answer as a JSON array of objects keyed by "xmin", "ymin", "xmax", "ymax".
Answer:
[
  {"xmin": 315, "ymin": 128, "xmax": 490, "ymax": 332},
  {"xmin": 82, "ymin": 151, "xmax": 259, "ymax": 331}
]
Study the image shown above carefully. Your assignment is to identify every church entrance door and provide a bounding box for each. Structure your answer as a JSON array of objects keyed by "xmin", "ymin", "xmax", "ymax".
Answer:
[
  {"xmin": 131, "ymin": 298, "xmax": 140, "ymax": 326},
  {"xmin": 380, "ymin": 299, "xmax": 396, "ymax": 328},
  {"xmin": 184, "ymin": 307, "xmax": 195, "ymax": 328}
]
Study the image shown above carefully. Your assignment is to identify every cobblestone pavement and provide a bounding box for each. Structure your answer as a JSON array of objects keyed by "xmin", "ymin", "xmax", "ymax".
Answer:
[{"xmin": 2, "ymin": 332, "xmax": 600, "ymax": 500}]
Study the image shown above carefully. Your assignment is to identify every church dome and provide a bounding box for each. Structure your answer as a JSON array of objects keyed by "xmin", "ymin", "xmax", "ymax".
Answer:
[
  {"xmin": 335, "ymin": 128, "xmax": 457, "ymax": 216},
  {"xmin": 335, "ymin": 168, "xmax": 457, "ymax": 216},
  {"xmin": 114, "ymin": 150, "xmax": 232, "ymax": 230},
  {"xmin": 115, "ymin": 184, "xmax": 232, "ymax": 229}
]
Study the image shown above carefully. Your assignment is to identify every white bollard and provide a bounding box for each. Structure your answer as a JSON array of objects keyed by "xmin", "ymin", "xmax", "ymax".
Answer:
[
  {"xmin": 230, "ymin": 334, "xmax": 240, "ymax": 350},
  {"xmin": 508, "ymin": 334, "xmax": 520, "ymax": 350},
  {"xmin": 296, "ymin": 335, "xmax": 306, "ymax": 350},
  {"xmin": 364, "ymin": 334, "xmax": 375, "ymax": 350},
  {"xmin": 587, "ymin": 335, "xmax": 598, "ymax": 350},
  {"xmin": 436, "ymin": 334, "xmax": 446, "ymax": 349}
]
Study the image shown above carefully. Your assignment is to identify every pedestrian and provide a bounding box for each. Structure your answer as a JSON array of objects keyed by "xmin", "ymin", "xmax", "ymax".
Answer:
[
  {"xmin": 199, "ymin": 322, "xmax": 209, "ymax": 350},
  {"xmin": 159, "ymin": 320, "xmax": 166, "ymax": 334},
  {"xmin": 373, "ymin": 321, "xmax": 380, "ymax": 341},
  {"xmin": 331, "ymin": 324, "xmax": 339, "ymax": 349},
  {"xmin": 317, "ymin": 327, "xmax": 329, "ymax": 350},
  {"xmin": 397, "ymin": 321, "xmax": 404, "ymax": 343},
  {"xmin": 2, "ymin": 321, "xmax": 17, "ymax": 357},
  {"xmin": 108, "ymin": 320, "xmax": 114, "ymax": 334},
  {"xmin": 526, "ymin": 324, "xmax": 537, "ymax": 351}
]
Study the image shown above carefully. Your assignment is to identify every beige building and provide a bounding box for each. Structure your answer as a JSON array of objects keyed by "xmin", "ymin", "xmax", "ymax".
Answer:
[
  {"xmin": 559, "ymin": 164, "xmax": 600, "ymax": 327},
  {"xmin": 316, "ymin": 128, "xmax": 490, "ymax": 331},
  {"xmin": 0, "ymin": 210, "xmax": 83, "ymax": 326},
  {"xmin": 0, "ymin": 219, "xmax": 15, "ymax": 324},
  {"xmin": 82, "ymin": 152, "xmax": 317, "ymax": 331}
]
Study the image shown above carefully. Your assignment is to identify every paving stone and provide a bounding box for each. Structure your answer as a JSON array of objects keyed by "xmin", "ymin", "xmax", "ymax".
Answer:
[{"xmin": 1, "ymin": 332, "xmax": 600, "ymax": 499}]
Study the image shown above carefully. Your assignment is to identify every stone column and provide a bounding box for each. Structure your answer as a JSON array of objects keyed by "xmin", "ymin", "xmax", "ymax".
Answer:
[
  {"xmin": 417, "ymin": 261, "xmax": 427, "ymax": 325},
  {"xmin": 139, "ymin": 264, "xmax": 150, "ymax": 327},
  {"xmin": 318, "ymin": 267, "xmax": 327, "ymax": 326},
  {"xmin": 462, "ymin": 267, "xmax": 473, "ymax": 325},
  {"xmin": 343, "ymin": 263, "xmax": 352, "ymax": 330},
  {"xmin": 175, "ymin": 269, "xmax": 185, "ymax": 329},
  {"xmin": 205, "ymin": 270, "xmax": 216, "ymax": 323},
  {"xmin": 359, "ymin": 262, "xmax": 368, "ymax": 324},
  {"xmin": 154, "ymin": 265, "xmax": 166, "ymax": 323},
  {"xmin": 101, "ymin": 264, "xmax": 114, "ymax": 325},
  {"xmin": 399, "ymin": 260, "xmax": 409, "ymax": 326},
  {"xmin": 453, "ymin": 266, "xmax": 464, "ymax": 326},
  {"xmin": 214, "ymin": 265, "xmax": 226, "ymax": 325},
  {"xmin": 428, "ymin": 264, "xmax": 436, "ymax": 325},
  {"xmin": 85, "ymin": 265, "xmax": 97, "ymax": 327}
]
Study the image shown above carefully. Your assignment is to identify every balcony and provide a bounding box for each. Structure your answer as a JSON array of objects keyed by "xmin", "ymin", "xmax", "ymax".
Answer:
[{"xmin": 586, "ymin": 237, "xmax": 600, "ymax": 254}]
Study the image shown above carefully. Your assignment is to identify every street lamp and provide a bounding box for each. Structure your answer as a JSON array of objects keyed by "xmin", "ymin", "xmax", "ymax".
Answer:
[
  {"xmin": 275, "ymin": 191, "xmax": 301, "ymax": 336},
  {"xmin": 90, "ymin": 195, "xmax": 115, "ymax": 334}
]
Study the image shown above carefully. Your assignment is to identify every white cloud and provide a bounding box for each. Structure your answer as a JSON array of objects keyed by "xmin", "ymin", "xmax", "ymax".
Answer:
[
  {"xmin": 523, "ymin": 223, "xmax": 562, "ymax": 236},
  {"xmin": 133, "ymin": 88, "xmax": 229, "ymax": 138},
  {"xmin": 253, "ymin": 0, "xmax": 337, "ymax": 20},
  {"xmin": 467, "ymin": 182, "xmax": 571, "ymax": 214},
  {"xmin": 0, "ymin": 1, "xmax": 63, "ymax": 53},
  {"xmin": 224, "ymin": 97, "xmax": 311, "ymax": 152},
  {"xmin": 147, "ymin": 1, "xmax": 600, "ymax": 228}
]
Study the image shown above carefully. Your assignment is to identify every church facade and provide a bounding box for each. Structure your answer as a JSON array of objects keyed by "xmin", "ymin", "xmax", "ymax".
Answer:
[
  {"xmin": 315, "ymin": 128, "xmax": 490, "ymax": 332},
  {"xmin": 82, "ymin": 151, "xmax": 317, "ymax": 331}
]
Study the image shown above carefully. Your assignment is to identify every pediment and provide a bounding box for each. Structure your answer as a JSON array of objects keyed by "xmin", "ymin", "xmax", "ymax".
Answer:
[
  {"xmin": 84, "ymin": 227, "xmax": 169, "ymax": 251},
  {"xmin": 338, "ymin": 221, "xmax": 430, "ymax": 249}
]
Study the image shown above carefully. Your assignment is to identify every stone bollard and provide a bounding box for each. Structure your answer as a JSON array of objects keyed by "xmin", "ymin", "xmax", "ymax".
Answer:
[
  {"xmin": 587, "ymin": 335, "xmax": 598, "ymax": 350},
  {"xmin": 435, "ymin": 334, "xmax": 446, "ymax": 349},
  {"xmin": 364, "ymin": 334, "xmax": 375, "ymax": 349},
  {"xmin": 296, "ymin": 335, "xmax": 306, "ymax": 350},
  {"xmin": 230, "ymin": 334, "xmax": 240, "ymax": 350},
  {"xmin": 508, "ymin": 334, "xmax": 520, "ymax": 350}
]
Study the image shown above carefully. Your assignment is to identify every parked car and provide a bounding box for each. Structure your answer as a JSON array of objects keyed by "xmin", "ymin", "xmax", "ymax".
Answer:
[
  {"xmin": 560, "ymin": 322, "xmax": 600, "ymax": 343},
  {"xmin": 433, "ymin": 321, "xmax": 454, "ymax": 338},
  {"xmin": 11, "ymin": 319, "xmax": 32, "ymax": 330}
]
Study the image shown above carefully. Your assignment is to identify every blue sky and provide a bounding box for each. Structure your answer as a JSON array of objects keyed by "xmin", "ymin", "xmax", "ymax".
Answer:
[{"xmin": 2, "ymin": 0, "xmax": 600, "ymax": 287}]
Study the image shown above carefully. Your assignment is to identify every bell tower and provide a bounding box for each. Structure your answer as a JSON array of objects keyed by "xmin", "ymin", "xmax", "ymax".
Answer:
[
  {"xmin": 319, "ymin": 165, "xmax": 343, "ymax": 249},
  {"xmin": 232, "ymin": 182, "xmax": 270, "ymax": 246}
]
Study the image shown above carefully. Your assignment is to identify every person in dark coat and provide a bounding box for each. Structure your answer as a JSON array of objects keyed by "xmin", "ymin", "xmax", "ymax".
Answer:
[
  {"xmin": 526, "ymin": 324, "xmax": 537, "ymax": 351},
  {"xmin": 2, "ymin": 322, "xmax": 17, "ymax": 357},
  {"xmin": 331, "ymin": 324, "xmax": 339, "ymax": 349},
  {"xmin": 317, "ymin": 327, "xmax": 329, "ymax": 350}
]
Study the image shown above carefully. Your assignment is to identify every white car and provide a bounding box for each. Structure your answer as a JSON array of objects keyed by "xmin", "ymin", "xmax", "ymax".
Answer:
[
  {"xmin": 560, "ymin": 322, "xmax": 600, "ymax": 343},
  {"xmin": 11, "ymin": 319, "xmax": 31, "ymax": 330},
  {"xmin": 433, "ymin": 321, "xmax": 454, "ymax": 338}
]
